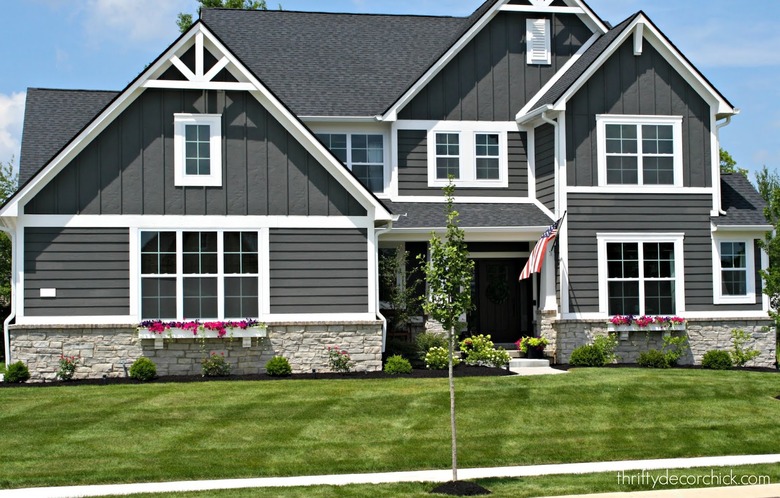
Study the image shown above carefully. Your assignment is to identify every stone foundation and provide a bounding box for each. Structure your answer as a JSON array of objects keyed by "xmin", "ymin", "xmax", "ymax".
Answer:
[
  {"xmin": 551, "ymin": 318, "xmax": 776, "ymax": 367},
  {"xmin": 9, "ymin": 321, "xmax": 383, "ymax": 382}
]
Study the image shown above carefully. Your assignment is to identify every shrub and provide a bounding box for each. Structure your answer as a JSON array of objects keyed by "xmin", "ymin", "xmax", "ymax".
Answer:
[
  {"xmin": 569, "ymin": 344, "xmax": 605, "ymax": 367},
  {"xmin": 56, "ymin": 355, "xmax": 80, "ymax": 381},
  {"xmin": 592, "ymin": 334, "xmax": 618, "ymax": 364},
  {"xmin": 201, "ymin": 352, "xmax": 231, "ymax": 377},
  {"xmin": 5, "ymin": 361, "xmax": 30, "ymax": 383},
  {"xmin": 637, "ymin": 349, "xmax": 669, "ymax": 368},
  {"xmin": 129, "ymin": 357, "xmax": 157, "ymax": 381},
  {"xmin": 265, "ymin": 356, "xmax": 292, "ymax": 377},
  {"xmin": 702, "ymin": 350, "xmax": 733, "ymax": 370},
  {"xmin": 730, "ymin": 329, "xmax": 760, "ymax": 367},
  {"xmin": 661, "ymin": 335, "xmax": 688, "ymax": 366},
  {"xmin": 327, "ymin": 346, "xmax": 355, "ymax": 373},
  {"xmin": 425, "ymin": 346, "xmax": 460, "ymax": 370},
  {"xmin": 458, "ymin": 334, "xmax": 510, "ymax": 368},
  {"xmin": 415, "ymin": 332, "xmax": 448, "ymax": 359},
  {"xmin": 384, "ymin": 355, "xmax": 413, "ymax": 375}
]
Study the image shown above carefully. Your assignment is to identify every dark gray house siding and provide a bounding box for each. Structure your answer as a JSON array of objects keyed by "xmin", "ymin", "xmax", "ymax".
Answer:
[
  {"xmin": 24, "ymin": 228, "xmax": 129, "ymax": 317},
  {"xmin": 25, "ymin": 89, "xmax": 367, "ymax": 217},
  {"xmin": 399, "ymin": 12, "xmax": 592, "ymax": 121},
  {"xmin": 566, "ymin": 194, "xmax": 762, "ymax": 314},
  {"xmin": 269, "ymin": 228, "xmax": 369, "ymax": 314},
  {"xmin": 535, "ymin": 123, "xmax": 555, "ymax": 211},
  {"xmin": 565, "ymin": 39, "xmax": 712, "ymax": 188},
  {"xmin": 397, "ymin": 129, "xmax": 529, "ymax": 197}
]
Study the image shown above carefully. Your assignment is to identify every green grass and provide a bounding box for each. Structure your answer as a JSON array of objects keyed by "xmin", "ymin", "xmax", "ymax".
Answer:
[
  {"xmin": 100, "ymin": 464, "xmax": 780, "ymax": 498},
  {"xmin": 1, "ymin": 369, "xmax": 779, "ymax": 490}
]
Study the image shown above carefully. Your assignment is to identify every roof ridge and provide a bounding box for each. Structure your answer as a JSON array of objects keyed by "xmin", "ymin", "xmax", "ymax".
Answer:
[
  {"xmin": 27, "ymin": 87, "xmax": 119, "ymax": 93},
  {"xmin": 201, "ymin": 7, "xmax": 461, "ymax": 20}
]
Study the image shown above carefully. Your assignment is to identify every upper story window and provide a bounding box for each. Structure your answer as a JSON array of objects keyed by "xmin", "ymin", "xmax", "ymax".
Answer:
[
  {"xmin": 596, "ymin": 115, "xmax": 683, "ymax": 187},
  {"xmin": 317, "ymin": 133, "xmax": 385, "ymax": 194},
  {"xmin": 173, "ymin": 114, "xmax": 222, "ymax": 187},
  {"xmin": 713, "ymin": 236, "xmax": 756, "ymax": 305},
  {"xmin": 526, "ymin": 18, "xmax": 551, "ymax": 65},
  {"xmin": 598, "ymin": 233, "xmax": 685, "ymax": 316},
  {"xmin": 427, "ymin": 126, "xmax": 508, "ymax": 188}
]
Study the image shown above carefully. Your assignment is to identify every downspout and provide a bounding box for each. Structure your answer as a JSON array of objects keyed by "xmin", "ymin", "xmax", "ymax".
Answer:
[
  {"xmin": 715, "ymin": 116, "xmax": 733, "ymax": 215},
  {"xmin": 374, "ymin": 220, "xmax": 396, "ymax": 353},
  {"xmin": 1, "ymin": 224, "xmax": 15, "ymax": 368}
]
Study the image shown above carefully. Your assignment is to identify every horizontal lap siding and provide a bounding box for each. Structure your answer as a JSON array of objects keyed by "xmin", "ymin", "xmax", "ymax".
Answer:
[
  {"xmin": 24, "ymin": 228, "xmax": 130, "ymax": 316},
  {"xmin": 269, "ymin": 228, "xmax": 369, "ymax": 314},
  {"xmin": 535, "ymin": 123, "xmax": 555, "ymax": 211},
  {"xmin": 397, "ymin": 129, "xmax": 529, "ymax": 197},
  {"xmin": 567, "ymin": 194, "xmax": 714, "ymax": 314}
]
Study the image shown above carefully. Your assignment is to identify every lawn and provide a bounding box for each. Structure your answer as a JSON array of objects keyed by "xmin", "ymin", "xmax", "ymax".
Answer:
[{"xmin": 1, "ymin": 368, "xmax": 778, "ymax": 490}]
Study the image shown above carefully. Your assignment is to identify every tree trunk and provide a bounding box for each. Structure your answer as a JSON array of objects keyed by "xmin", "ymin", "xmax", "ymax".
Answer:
[{"xmin": 449, "ymin": 326, "xmax": 458, "ymax": 482}]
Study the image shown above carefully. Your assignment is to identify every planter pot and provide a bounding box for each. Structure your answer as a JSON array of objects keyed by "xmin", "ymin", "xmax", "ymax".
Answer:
[
  {"xmin": 138, "ymin": 326, "xmax": 267, "ymax": 349},
  {"xmin": 526, "ymin": 347, "xmax": 545, "ymax": 359}
]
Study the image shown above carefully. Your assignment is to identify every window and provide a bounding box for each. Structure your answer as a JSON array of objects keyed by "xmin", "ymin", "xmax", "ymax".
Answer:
[
  {"xmin": 317, "ymin": 133, "xmax": 385, "ymax": 193},
  {"xmin": 713, "ymin": 237, "xmax": 756, "ymax": 304},
  {"xmin": 174, "ymin": 114, "xmax": 222, "ymax": 187},
  {"xmin": 597, "ymin": 115, "xmax": 682, "ymax": 187},
  {"xmin": 526, "ymin": 18, "xmax": 551, "ymax": 65},
  {"xmin": 426, "ymin": 127, "xmax": 508, "ymax": 188},
  {"xmin": 598, "ymin": 234, "xmax": 684, "ymax": 316},
  {"xmin": 140, "ymin": 230, "xmax": 259, "ymax": 320}
]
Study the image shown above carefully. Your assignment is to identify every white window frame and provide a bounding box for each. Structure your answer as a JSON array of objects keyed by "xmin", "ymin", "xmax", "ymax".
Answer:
[
  {"xmin": 712, "ymin": 235, "xmax": 756, "ymax": 305},
  {"xmin": 426, "ymin": 123, "xmax": 509, "ymax": 188},
  {"xmin": 526, "ymin": 18, "xmax": 551, "ymax": 65},
  {"xmin": 314, "ymin": 130, "xmax": 388, "ymax": 194},
  {"xmin": 173, "ymin": 113, "xmax": 223, "ymax": 187},
  {"xmin": 597, "ymin": 233, "xmax": 686, "ymax": 316},
  {"xmin": 139, "ymin": 229, "xmax": 262, "ymax": 321},
  {"xmin": 596, "ymin": 115, "xmax": 683, "ymax": 188}
]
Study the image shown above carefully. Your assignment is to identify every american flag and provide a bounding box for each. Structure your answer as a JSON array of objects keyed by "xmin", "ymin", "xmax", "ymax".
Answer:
[{"xmin": 518, "ymin": 217, "xmax": 562, "ymax": 281}]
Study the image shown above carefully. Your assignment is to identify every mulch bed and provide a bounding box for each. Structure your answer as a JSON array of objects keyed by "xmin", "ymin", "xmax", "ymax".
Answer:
[
  {"xmin": 554, "ymin": 363, "xmax": 779, "ymax": 373},
  {"xmin": 0, "ymin": 364, "xmax": 514, "ymax": 388},
  {"xmin": 431, "ymin": 480, "xmax": 492, "ymax": 495}
]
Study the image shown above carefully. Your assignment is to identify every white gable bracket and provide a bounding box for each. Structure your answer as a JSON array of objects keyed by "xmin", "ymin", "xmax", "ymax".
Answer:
[{"xmin": 634, "ymin": 22, "xmax": 644, "ymax": 56}]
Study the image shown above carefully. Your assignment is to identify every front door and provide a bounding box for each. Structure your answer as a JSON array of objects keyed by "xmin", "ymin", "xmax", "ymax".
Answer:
[{"xmin": 470, "ymin": 259, "xmax": 533, "ymax": 343}]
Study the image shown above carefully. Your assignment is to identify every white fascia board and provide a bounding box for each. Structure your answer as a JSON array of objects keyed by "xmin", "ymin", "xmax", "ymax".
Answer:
[
  {"xmin": 380, "ymin": 0, "xmax": 508, "ymax": 122},
  {"xmin": 553, "ymin": 15, "xmax": 735, "ymax": 117},
  {"xmin": 387, "ymin": 196, "xmax": 541, "ymax": 204},
  {"xmin": 712, "ymin": 224, "xmax": 773, "ymax": 233},
  {"xmin": 300, "ymin": 116, "xmax": 380, "ymax": 123}
]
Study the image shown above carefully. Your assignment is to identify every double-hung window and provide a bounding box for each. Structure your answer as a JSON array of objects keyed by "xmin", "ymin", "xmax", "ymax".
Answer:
[
  {"xmin": 713, "ymin": 237, "xmax": 756, "ymax": 304},
  {"xmin": 596, "ymin": 115, "xmax": 682, "ymax": 187},
  {"xmin": 173, "ymin": 114, "xmax": 222, "ymax": 187},
  {"xmin": 140, "ymin": 230, "xmax": 259, "ymax": 320},
  {"xmin": 317, "ymin": 133, "xmax": 385, "ymax": 193},
  {"xmin": 598, "ymin": 234, "xmax": 684, "ymax": 316},
  {"xmin": 427, "ymin": 127, "xmax": 507, "ymax": 188}
]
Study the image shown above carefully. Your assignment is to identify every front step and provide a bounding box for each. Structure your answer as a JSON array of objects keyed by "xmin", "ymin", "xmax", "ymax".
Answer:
[{"xmin": 509, "ymin": 358, "xmax": 550, "ymax": 368}]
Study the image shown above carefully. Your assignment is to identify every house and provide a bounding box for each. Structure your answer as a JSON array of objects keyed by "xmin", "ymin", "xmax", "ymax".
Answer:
[{"xmin": 2, "ymin": 0, "xmax": 775, "ymax": 380}]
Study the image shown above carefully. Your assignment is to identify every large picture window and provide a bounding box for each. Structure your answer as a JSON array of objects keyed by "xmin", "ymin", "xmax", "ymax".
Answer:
[
  {"xmin": 140, "ymin": 230, "xmax": 259, "ymax": 320},
  {"xmin": 597, "ymin": 115, "xmax": 682, "ymax": 187},
  {"xmin": 713, "ymin": 237, "xmax": 756, "ymax": 304},
  {"xmin": 317, "ymin": 133, "xmax": 385, "ymax": 193},
  {"xmin": 598, "ymin": 234, "xmax": 684, "ymax": 316}
]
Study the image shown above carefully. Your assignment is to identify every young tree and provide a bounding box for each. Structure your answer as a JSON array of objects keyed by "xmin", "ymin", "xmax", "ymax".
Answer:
[
  {"xmin": 378, "ymin": 249, "xmax": 422, "ymax": 337},
  {"xmin": 420, "ymin": 181, "xmax": 474, "ymax": 483},
  {"xmin": 178, "ymin": 0, "xmax": 270, "ymax": 33},
  {"xmin": 0, "ymin": 158, "xmax": 17, "ymax": 360},
  {"xmin": 756, "ymin": 166, "xmax": 780, "ymax": 325}
]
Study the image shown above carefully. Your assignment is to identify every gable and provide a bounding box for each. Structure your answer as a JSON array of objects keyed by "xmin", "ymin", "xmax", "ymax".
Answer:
[
  {"xmin": 399, "ymin": 11, "xmax": 592, "ymax": 121},
  {"xmin": 25, "ymin": 88, "xmax": 366, "ymax": 217}
]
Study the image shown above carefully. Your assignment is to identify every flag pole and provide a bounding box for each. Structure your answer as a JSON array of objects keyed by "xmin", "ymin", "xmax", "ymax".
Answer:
[{"xmin": 549, "ymin": 210, "xmax": 567, "ymax": 254}]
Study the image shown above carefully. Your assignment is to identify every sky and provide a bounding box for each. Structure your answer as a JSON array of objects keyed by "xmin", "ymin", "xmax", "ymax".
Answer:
[{"xmin": 1, "ymin": 0, "xmax": 778, "ymax": 181}]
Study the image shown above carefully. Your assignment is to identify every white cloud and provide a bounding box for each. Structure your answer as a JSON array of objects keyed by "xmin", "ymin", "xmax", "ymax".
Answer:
[
  {"xmin": 0, "ymin": 92, "xmax": 26, "ymax": 167},
  {"xmin": 82, "ymin": 0, "xmax": 192, "ymax": 47}
]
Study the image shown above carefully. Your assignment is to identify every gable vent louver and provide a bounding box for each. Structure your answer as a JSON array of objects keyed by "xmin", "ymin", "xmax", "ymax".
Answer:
[{"xmin": 526, "ymin": 18, "xmax": 551, "ymax": 65}]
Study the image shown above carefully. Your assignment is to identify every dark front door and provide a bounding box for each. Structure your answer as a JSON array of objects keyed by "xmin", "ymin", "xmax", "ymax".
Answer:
[{"xmin": 470, "ymin": 259, "xmax": 533, "ymax": 343}]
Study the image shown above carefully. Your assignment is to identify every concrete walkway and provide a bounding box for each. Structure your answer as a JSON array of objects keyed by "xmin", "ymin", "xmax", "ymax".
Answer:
[{"xmin": 2, "ymin": 454, "xmax": 778, "ymax": 498}]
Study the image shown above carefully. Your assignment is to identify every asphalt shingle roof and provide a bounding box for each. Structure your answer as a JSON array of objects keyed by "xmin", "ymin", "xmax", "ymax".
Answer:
[
  {"xmin": 19, "ymin": 89, "xmax": 118, "ymax": 186},
  {"xmin": 386, "ymin": 202, "xmax": 553, "ymax": 229},
  {"xmin": 714, "ymin": 173, "xmax": 770, "ymax": 227}
]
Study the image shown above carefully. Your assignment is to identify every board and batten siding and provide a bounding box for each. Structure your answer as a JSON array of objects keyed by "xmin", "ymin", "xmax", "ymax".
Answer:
[
  {"xmin": 24, "ymin": 228, "xmax": 130, "ymax": 317},
  {"xmin": 269, "ymin": 228, "xmax": 369, "ymax": 314},
  {"xmin": 535, "ymin": 123, "xmax": 555, "ymax": 211},
  {"xmin": 566, "ymin": 194, "xmax": 763, "ymax": 314},
  {"xmin": 397, "ymin": 129, "xmax": 529, "ymax": 197},
  {"xmin": 566, "ymin": 39, "xmax": 712, "ymax": 188},
  {"xmin": 26, "ymin": 89, "xmax": 366, "ymax": 217},
  {"xmin": 399, "ymin": 12, "xmax": 592, "ymax": 121}
]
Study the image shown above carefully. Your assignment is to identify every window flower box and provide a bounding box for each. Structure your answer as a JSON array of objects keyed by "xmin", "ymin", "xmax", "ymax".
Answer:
[
  {"xmin": 607, "ymin": 315, "xmax": 686, "ymax": 340},
  {"xmin": 138, "ymin": 320, "xmax": 267, "ymax": 348}
]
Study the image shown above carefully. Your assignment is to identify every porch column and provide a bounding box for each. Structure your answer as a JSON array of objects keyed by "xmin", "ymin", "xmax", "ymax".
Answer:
[{"xmin": 540, "ymin": 252, "xmax": 557, "ymax": 312}]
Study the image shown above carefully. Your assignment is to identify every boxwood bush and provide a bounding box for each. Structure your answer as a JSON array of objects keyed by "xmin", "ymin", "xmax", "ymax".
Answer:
[
  {"xmin": 637, "ymin": 349, "xmax": 669, "ymax": 369},
  {"xmin": 129, "ymin": 357, "xmax": 157, "ymax": 381},
  {"xmin": 569, "ymin": 344, "xmax": 605, "ymax": 367},
  {"xmin": 5, "ymin": 361, "xmax": 30, "ymax": 383},
  {"xmin": 384, "ymin": 355, "xmax": 413, "ymax": 375},
  {"xmin": 702, "ymin": 350, "xmax": 733, "ymax": 370},
  {"xmin": 265, "ymin": 356, "xmax": 292, "ymax": 377}
]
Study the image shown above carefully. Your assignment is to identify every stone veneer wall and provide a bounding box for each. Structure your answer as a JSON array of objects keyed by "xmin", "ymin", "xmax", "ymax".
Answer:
[
  {"xmin": 9, "ymin": 321, "xmax": 383, "ymax": 382},
  {"xmin": 549, "ymin": 318, "xmax": 776, "ymax": 367}
]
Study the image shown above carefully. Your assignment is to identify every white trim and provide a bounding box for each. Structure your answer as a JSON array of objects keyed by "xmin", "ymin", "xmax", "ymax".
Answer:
[
  {"xmin": 761, "ymin": 243, "xmax": 770, "ymax": 311},
  {"xmin": 596, "ymin": 114, "xmax": 683, "ymax": 187},
  {"xmin": 142, "ymin": 80, "xmax": 257, "ymax": 91},
  {"xmin": 18, "ymin": 215, "xmax": 372, "ymax": 229},
  {"xmin": 395, "ymin": 120, "xmax": 519, "ymax": 132},
  {"xmin": 567, "ymin": 187, "xmax": 713, "ymax": 195},
  {"xmin": 561, "ymin": 310, "xmax": 772, "ymax": 321},
  {"xmin": 14, "ymin": 316, "xmax": 138, "ymax": 326},
  {"xmin": 596, "ymin": 232, "xmax": 686, "ymax": 316},
  {"xmin": 502, "ymin": 5, "xmax": 584, "ymax": 14},
  {"xmin": 633, "ymin": 22, "xmax": 644, "ymax": 56},
  {"xmin": 712, "ymin": 234, "xmax": 757, "ymax": 305},
  {"xmin": 712, "ymin": 224, "xmax": 773, "ymax": 232},
  {"xmin": 469, "ymin": 251, "xmax": 530, "ymax": 259},
  {"xmin": 129, "ymin": 228, "xmax": 139, "ymax": 319},
  {"xmin": 173, "ymin": 113, "xmax": 223, "ymax": 187},
  {"xmin": 387, "ymin": 196, "xmax": 541, "ymax": 204},
  {"xmin": 527, "ymin": 127, "xmax": 537, "ymax": 200},
  {"xmin": 259, "ymin": 228, "xmax": 271, "ymax": 316},
  {"xmin": 526, "ymin": 18, "xmax": 552, "ymax": 65},
  {"xmin": 367, "ymin": 224, "xmax": 378, "ymax": 314},
  {"xmin": 380, "ymin": 228, "xmax": 548, "ymax": 243},
  {"xmin": 138, "ymin": 327, "xmax": 267, "ymax": 340}
]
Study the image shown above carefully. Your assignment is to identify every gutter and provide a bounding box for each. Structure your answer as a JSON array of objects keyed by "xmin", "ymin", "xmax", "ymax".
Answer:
[
  {"xmin": 540, "ymin": 110, "xmax": 560, "ymax": 216},
  {"xmin": 715, "ymin": 115, "xmax": 733, "ymax": 215},
  {"xmin": 0, "ymin": 222, "xmax": 15, "ymax": 368}
]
